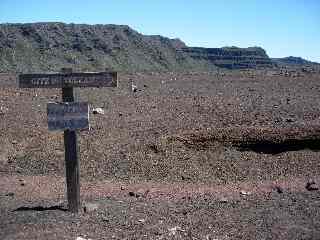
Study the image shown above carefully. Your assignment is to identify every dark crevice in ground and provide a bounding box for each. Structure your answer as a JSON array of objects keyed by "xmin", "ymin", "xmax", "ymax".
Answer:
[
  {"xmin": 172, "ymin": 128, "xmax": 320, "ymax": 154},
  {"xmin": 236, "ymin": 139, "xmax": 320, "ymax": 154},
  {"xmin": 175, "ymin": 136, "xmax": 320, "ymax": 155},
  {"xmin": 13, "ymin": 205, "xmax": 67, "ymax": 212}
]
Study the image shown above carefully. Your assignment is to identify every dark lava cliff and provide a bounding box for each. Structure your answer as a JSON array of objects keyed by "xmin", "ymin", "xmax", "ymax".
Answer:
[
  {"xmin": 0, "ymin": 22, "xmax": 284, "ymax": 73},
  {"xmin": 182, "ymin": 46, "xmax": 273, "ymax": 69}
]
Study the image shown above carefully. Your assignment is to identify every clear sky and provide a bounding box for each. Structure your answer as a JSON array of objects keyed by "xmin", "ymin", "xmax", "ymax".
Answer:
[{"xmin": 1, "ymin": 0, "xmax": 319, "ymax": 62}]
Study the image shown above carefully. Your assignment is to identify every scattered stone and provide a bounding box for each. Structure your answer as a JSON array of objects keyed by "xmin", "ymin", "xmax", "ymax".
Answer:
[
  {"xmin": 168, "ymin": 226, "xmax": 184, "ymax": 236},
  {"xmin": 274, "ymin": 185, "xmax": 284, "ymax": 194},
  {"xmin": 128, "ymin": 191, "xmax": 136, "ymax": 197},
  {"xmin": 76, "ymin": 237, "xmax": 92, "ymax": 240},
  {"xmin": 83, "ymin": 202, "xmax": 99, "ymax": 213},
  {"xmin": 0, "ymin": 106, "xmax": 9, "ymax": 114},
  {"xmin": 285, "ymin": 118, "xmax": 295, "ymax": 123},
  {"xmin": 240, "ymin": 190, "xmax": 252, "ymax": 196},
  {"xmin": 148, "ymin": 144, "xmax": 159, "ymax": 153},
  {"xmin": 138, "ymin": 218, "xmax": 146, "ymax": 223},
  {"xmin": 128, "ymin": 189, "xmax": 149, "ymax": 198},
  {"xmin": 131, "ymin": 80, "xmax": 137, "ymax": 92},
  {"xmin": 19, "ymin": 179, "xmax": 26, "ymax": 186},
  {"xmin": 181, "ymin": 175, "xmax": 191, "ymax": 181},
  {"xmin": 92, "ymin": 107, "xmax": 105, "ymax": 115},
  {"xmin": 219, "ymin": 197, "xmax": 229, "ymax": 203},
  {"xmin": 134, "ymin": 191, "xmax": 142, "ymax": 198},
  {"xmin": 11, "ymin": 140, "xmax": 18, "ymax": 145},
  {"xmin": 306, "ymin": 180, "xmax": 318, "ymax": 191},
  {"xmin": 5, "ymin": 192, "xmax": 14, "ymax": 197},
  {"xmin": 132, "ymin": 87, "xmax": 137, "ymax": 93},
  {"xmin": 138, "ymin": 188, "xmax": 149, "ymax": 198},
  {"xmin": 76, "ymin": 237, "xmax": 87, "ymax": 240}
]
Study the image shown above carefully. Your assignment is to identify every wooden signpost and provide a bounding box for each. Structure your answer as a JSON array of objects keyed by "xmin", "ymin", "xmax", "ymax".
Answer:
[{"xmin": 19, "ymin": 68, "xmax": 117, "ymax": 213}]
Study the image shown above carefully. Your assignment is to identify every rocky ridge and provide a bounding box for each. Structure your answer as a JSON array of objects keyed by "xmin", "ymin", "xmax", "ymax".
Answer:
[{"xmin": 0, "ymin": 22, "xmax": 318, "ymax": 73}]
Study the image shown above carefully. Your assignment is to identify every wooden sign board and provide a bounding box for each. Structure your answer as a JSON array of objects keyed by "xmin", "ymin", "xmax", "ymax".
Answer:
[
  {"xmin": 19, "ymin": 72, "xmax": 117, "ymax": 88},
  {"xmin": 47, "ymin": 102, "xmax": 89, "ymax": 131}
]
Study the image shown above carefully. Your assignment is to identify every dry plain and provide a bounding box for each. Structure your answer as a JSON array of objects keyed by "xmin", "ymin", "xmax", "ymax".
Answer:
[{"xmin": 0, "ymin": 71, "xmax": 320, "ymax": 239}]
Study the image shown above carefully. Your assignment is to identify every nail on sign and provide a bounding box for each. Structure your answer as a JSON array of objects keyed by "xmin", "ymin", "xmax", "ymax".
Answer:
[{"xmin": 47, "ymin": 102, "xmax": 89, "ymax": 131}]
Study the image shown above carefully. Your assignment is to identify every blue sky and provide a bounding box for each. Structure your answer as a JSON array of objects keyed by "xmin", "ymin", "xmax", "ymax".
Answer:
[{"xmin": 1, "ymin": 0, "xmax": 319, "ymax": 62}]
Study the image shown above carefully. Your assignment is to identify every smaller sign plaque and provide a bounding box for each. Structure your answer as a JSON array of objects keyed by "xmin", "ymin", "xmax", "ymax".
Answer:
[{"xmin": 47, "ymin": 102, "xmax": 89, "ymax": 131}]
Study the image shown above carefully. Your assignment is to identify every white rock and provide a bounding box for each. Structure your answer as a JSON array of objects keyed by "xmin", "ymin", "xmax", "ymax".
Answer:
[
  {"xmin": 0, "ymin": 106, "xmax": 8, "ymax": 114},
  {"xmin": 240, "ymin": 190, "xmax": 252, "ymax": 196},
  {"xmin": 131, "ymin": 84, "xmax": 137, "ymax": 92},
  {"xmin": 76, "ymin": 237, "xmax": 93, "ymax": 240},
  {"xmin": 92, "ymin": 107, "xmax": 104, "ymax": 115},
  {"xmin": 83, "ymin": 202, "xmax": 99, "ymax": 213},
  {"xmin": 130, "ymin": 79, "xmax": 137, "ymax": 92},
  {"xmin": 168, "ymin": 226, "xmax": 184, "ymax": 236},
  {"xmin": 219, "ymin": 197, "xmax": 229, "ymax": 203},
  {"xmin": 138, "ymin": 218, "xmax": 146, "ymax": 223}
]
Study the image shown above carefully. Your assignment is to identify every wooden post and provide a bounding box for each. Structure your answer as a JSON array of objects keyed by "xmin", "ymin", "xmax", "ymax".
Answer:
[
  {"xmin": 18, "ymin": 68, "xmax": 117, "ymax": 214},
  {"xmin": 61, "ymin": 68, "xmax": 80, "ymax": 213}
]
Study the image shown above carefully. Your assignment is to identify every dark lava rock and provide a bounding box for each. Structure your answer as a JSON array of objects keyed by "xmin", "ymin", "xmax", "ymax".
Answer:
[
  {"xmin": 5, "ymin": 192, "xmax": 14, "ymax": 197},
  {"xmin": 306, "ymin": 180, "xmax": 319, "ymax": 191},
  {"xmin": 274, "ymin": 186, "xmax": 284, "ymax": 194}
]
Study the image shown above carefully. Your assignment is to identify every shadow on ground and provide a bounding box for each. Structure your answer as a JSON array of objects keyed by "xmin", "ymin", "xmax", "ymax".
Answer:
[
  {"xmin": 237, "ymin": 139, "xmax": 320, "ymax": 154},
  {"xmin": 13, "ymin": 205, "xmax": 68, "ymax": 212}
]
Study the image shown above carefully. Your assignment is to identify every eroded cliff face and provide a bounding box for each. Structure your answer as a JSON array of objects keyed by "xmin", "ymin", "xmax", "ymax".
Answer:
[
  {"xmin": 272, "ymin": 56, "xmax": 319, "ymax": 66},
  {"xmin": 180, "ymin": 47, "xmax": 274, "ymax": 69},
  {"xmin": 0, "ymin": 22, "xmax": 274, "ymax": 73}
]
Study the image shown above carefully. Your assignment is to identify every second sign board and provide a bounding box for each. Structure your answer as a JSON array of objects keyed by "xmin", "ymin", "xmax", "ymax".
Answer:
[{"xmin": 47, "ymin": 102, "xmax": 89, "ymax": 131}]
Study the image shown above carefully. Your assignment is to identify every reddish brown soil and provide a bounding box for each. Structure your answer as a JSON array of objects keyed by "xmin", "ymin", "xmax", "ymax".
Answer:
[
  {"xmin": 1, "ymin": 175, "xmax": 320, "ymax": 240},
  {"xmin": 1, "ymin": 71, "xmax": 320, "ymax": 239},
  {"xmin": 0, "ymin": 175, "xmax": 318, "ymax": 202}
]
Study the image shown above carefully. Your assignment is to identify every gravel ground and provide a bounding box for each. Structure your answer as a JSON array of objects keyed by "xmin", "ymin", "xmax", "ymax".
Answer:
[
  {"xmin": 0, "ymin": 176, "xmax": 320, "ymax": 240},
  {"xmin": 0, "ymin": 71, "xmax": 320, "ymax": 239}
]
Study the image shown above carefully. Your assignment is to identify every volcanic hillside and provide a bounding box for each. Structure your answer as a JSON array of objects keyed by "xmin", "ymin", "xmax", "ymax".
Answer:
[{"xmin": 0, "ymin": 22, "xmax": 276, "ymax": 73}]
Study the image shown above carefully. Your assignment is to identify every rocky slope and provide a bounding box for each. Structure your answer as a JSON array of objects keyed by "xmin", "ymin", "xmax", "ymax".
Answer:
[
  {"xmin": 0, "ymin": 22, "xmax": 210, "ymax": 73},
  {"xmin": 0, "ymin": 22, "xmax": 317, "ymax": 73},
  {"xmin": 181, "ymin": 46, "xmax": 274, "ymax": 69},
  {"xmin": 273, "ymin": 56, "xmax": 320, "ymax": 67},
  {"xmin": 0, "ymin": 22, "xmax": 275, "ymax": 73}
]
